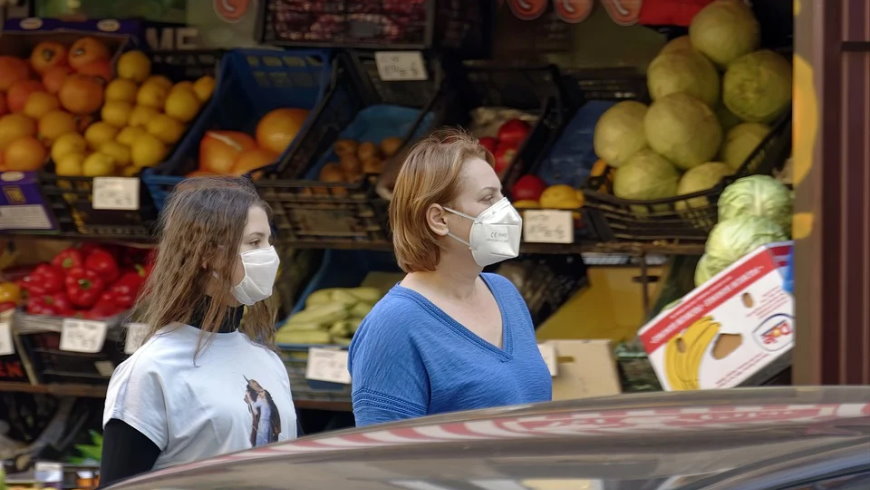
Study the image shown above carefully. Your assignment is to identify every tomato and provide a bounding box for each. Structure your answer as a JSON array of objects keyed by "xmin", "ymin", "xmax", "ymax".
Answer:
[{"xmin": 497, "ymin": 119, "xmax": 531, "ymax": 146}]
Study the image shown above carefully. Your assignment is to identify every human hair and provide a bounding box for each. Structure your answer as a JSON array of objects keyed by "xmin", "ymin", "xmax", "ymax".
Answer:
[
  {"xmin": 135, "ymin": 176, "xmax": 277, "ymax": 351},
  {"xmin": 390, "ymin": 127, "xmax": 494, "ymax": 272}
]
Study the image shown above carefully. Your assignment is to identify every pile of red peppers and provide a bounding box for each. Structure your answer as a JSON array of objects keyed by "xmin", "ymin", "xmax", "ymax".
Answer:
[{"xmin": 14, "ymin": 244, "xmax": 153, "ymax": 320}]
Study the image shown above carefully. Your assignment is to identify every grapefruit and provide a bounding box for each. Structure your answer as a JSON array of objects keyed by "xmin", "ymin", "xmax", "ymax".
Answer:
[
  {"xmin": 42, "ymin": 65, "xmax": 73, "ymax": 94},
  {"xmin": 8, "ymin": 80, "xmax": 45, "ymax": 113},
  {"xmin": 59, "ymin": 74, "xmax": 104, "ymax": 115},
  {"xmin": 5, "ymin": 137, "xmax": 47, "ymax": 171},
  {"xmin": 0, "ymin": 57, "xmax": 30, "ymax": 91},
  {"xmin": 256, "ymin": 108, "xmax": 308, "ymax": 154},
  {"xmin": 0, "ymin": 114, "xmax": 37, "ymax": 149}
]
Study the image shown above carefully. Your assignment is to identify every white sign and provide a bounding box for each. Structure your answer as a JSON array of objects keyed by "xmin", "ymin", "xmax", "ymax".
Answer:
[
  {"xmin": 92, "ymin": 177, "xmax": 140, "ymax": 211},
  {"xmin": 375, "ymin": 51, "xmax": 428, "ymax": 81},
  {"xmin": 305, "ymin": 348, "xmax": 351, "ymax": 384},
  {"xmin": 124, "ymin": 323, "xmax": 149, "ymax": 354},
  {"xmin": 60, "ymin": 319, "xmax": 107, "ymax": 354},
  {"xmin": 523, "ymin": 209, "xmax": 574, "ymax": 244},
  {"xmin": 0, "ymin": 322, "xmax": 14, "ymax": 356},
  {"xmin": 538, "ymin": 343, "xmax": 558, "ymax": 377}
]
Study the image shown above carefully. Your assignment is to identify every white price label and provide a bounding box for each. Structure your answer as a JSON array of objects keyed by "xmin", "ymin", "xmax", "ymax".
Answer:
[
  {"xmin": 523, "ymin": 210, "xmax": 574, "ymax": 244},
  {"xmin": 60, "ymin": 319, "xmax": 107, "ymax": 353},
  {"xmin": 305, "ymin": 348, "xmax": 351, "ymax": 384},
  {"xmin": 0, "ymin": 322, "xmax": 14, "ymax": 356},
  {"xmin": 92, "ymin": 177, "xmax": 140, "ymax": 210},
  {"xmin": 124, "ymin": 322, "xmax": 149, "ymax": 354},
  {"xmin": 375, "ymin": 51, "xmax": 428, "ymax": 81},
  {"xmin": 538, "ymin": 343, "xmax": 558, "ymax": 377}
]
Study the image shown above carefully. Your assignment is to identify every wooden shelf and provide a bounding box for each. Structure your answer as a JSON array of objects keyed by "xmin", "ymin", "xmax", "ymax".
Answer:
[{"xmin": 0, "ymin": 381, "xmax": 107, "ymax": 397}]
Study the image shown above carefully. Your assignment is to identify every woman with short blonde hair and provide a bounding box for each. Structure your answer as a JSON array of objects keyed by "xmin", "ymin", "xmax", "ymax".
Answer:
[{"xmin": 349, "ymin": 128, "xmax": 551, "ymax": 427}]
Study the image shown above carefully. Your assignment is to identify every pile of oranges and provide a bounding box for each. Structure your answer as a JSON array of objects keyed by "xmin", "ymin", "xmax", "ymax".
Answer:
[{"xmin": 0, "ymin": 37, "xmax": 214, "ymax": 177}]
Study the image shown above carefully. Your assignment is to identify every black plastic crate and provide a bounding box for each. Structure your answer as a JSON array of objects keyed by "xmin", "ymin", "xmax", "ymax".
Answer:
[
  {"xmin": 37, "ymin": 173, "xmax": 158, "ymax": 238},
  {"xmin": 257, "ymin": 51, "xmax": 447, "ymax": 246},
  {"xmin": 583, "ymin": 112, "xmax": 793, "ymax": 243},
  {"xmin": 257, "ymin": 0, "xmax": 492, "ymax": 56},
  {"xmin": 15, "ymin": 316, "xmax": 128, "ymax": 385}
]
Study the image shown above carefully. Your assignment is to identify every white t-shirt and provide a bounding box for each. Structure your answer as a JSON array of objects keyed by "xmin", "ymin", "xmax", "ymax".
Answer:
[{"xmin": 103, "ymin": 324, "xmax": 297, "ymax": 470}]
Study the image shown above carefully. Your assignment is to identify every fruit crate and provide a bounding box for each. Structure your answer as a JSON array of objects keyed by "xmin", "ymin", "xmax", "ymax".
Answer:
[
  {"xmin": 277, "ymin": 249, "xmax": 400, "ymax": 401},
  {"xmin": 257, "ymin": 0, "xmax": 492, "ymax": 56},
  {"xmin": 582, "ymin": 112, "xmax": 793, "ymax": 243},
  {"xmin": 13, "ymin": 311, "xmax": 128, "ymax": 385},
  {"xmin": 255, "ymin": 51, "xmax": 447, "ymax": 246},
  {"xmin": 34, "ymin": 49, "xmax": 221, "ymax": 238},
  {"xmin": 141, "ymin": 48, "xmax": 332, "ymax": 211}
]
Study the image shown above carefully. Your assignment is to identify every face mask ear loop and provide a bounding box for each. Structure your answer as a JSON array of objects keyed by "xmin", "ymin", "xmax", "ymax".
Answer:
[{"xmin": 442, "ymin": 206, "xmax": 477, "ymax": 221}]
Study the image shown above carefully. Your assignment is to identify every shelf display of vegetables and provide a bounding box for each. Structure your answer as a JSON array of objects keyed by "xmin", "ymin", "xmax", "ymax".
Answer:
[
  {"xmin": 10, "ymin": 245, "xmax": 152, "ymax": 319},
  {"xmin": 275, "ymin": 286, "xmax": 384, "ymax": 346},
  {"xmin": 591, "ymin": 0, "xmax": 790, "ymax": 207}
]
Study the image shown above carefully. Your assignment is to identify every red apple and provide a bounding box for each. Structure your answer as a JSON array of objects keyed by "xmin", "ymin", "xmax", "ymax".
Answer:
[
  {"xmin": 512, "ymin": 174, "xmax": 547, "ymax": 201},
  {"xmin": 494, "ymin": 143, "xmax": 518, "ymax": 177},
  {"xmin": 497, "ymin": 119, "xmax": 531, "ymax": 146},
  {"xmin": 479, "ymin": 136, "xmax": 497, "ymax": 155}
]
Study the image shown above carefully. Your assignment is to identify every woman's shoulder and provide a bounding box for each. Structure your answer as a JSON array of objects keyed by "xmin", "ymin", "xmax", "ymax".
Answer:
[{"xmin": 482, "ymin": 272, "xmax": 521, "ymax": 297}]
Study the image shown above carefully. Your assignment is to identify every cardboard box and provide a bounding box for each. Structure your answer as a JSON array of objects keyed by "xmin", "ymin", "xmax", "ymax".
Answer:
[
  {"xmin": 639, "ymin": 242, "xmax": 793, "ymax": 391},
  {"xmin": 0, "ymin": 172, "xmax": 56, "ymax": 231},
  {"xmin": 540, "ymin": 339, "xmax": 622, "ymax": 400}
]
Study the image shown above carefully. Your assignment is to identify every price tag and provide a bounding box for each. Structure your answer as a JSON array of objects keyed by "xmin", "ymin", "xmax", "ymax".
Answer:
[
  {"xmin": 124, "ymin": 322, "xmax": 149, "ymax": 354},
  {"xmin": 0, "ymin": 322, "xmax": 14, "ymax": 356},
  {"xmin": 305, "ymin": 348, "xmax": 351, "ymax": 384},
  {"xmin": 538, "ymin": 343, "xmax": 558, "ymax": 377},
  {"xmin": 523, "ymin": 210, "xmax": 573, "ymax": 244},
  {"xmin": 60, "ymin": 319, "xmax": 107, "ymax": 353},
  {"xmin": 375, "ymin": 51, "xmax": 428, "ymax": 81},
  {"xmin": 92, "ymin": 177, "xmax": 140, "ymax": 210}
]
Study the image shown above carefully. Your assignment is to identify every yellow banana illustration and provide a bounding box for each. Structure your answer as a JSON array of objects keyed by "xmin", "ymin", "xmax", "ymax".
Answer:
[{"xmin": 664, "ymin": 315, "xmax": 720, "ymax": 391}]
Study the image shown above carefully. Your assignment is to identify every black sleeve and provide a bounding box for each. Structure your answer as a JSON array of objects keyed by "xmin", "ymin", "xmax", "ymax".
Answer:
[{"xmin": 99, "ymin": 418, "xmax": 161, "ymax": 488}]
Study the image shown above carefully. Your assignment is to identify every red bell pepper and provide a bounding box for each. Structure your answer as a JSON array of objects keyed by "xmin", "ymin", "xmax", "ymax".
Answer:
[
  {"xmin": 20, "ymin": 264, "xmax": 65, "ymax": 296},
  {"xmin": 51, "ymin": 248, "xmax": 84, "ymax": 272},
  {"xmin": 84, "ymin": 248, "xmax": 120, "ymax": 283},
  {"xmin": 85, "ymin": 291, "xmax": 124, "ymax": 320},
  {"xmin": 65, "ymin": 267, "xmax": 106, "ymax": 309},
  {"xmin": 26, "ymin": 292, "xmax": 73, "ymax": 316},
  {"xmin": 108, "ymin": 270, "xmax": 146, "ymax": 309}
]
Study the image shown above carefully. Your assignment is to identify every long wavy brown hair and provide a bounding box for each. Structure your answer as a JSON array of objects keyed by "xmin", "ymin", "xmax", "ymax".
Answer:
[{"xmin": 135, "ymin": 176, "xmax": 277, "ymax": 352}]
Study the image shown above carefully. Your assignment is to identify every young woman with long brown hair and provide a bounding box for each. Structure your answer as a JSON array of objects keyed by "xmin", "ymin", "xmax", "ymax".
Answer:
[{"xmin": 100, "ymin": 177, "xmax": 296, "ymax": 485}]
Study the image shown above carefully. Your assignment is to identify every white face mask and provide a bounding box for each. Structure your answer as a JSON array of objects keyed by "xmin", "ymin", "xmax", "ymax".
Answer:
[
  {"xmin": 444, "ymin": 197, "xmax": 523, "ymax": 267},
  {"xmin": 232, "ymin": 246, "xmax": 280, "ymax": 306}
]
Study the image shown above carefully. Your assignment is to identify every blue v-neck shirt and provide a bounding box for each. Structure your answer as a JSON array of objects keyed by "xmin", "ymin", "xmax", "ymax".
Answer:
[{"xmin": 349, "ymin": 273, "xmax": 552, "ymax": 427}]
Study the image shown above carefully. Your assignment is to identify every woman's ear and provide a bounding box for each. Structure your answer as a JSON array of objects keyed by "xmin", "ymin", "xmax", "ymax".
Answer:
[{"xmin": 426, "ymin": 204, "xmax": 450, "ymax": 236}]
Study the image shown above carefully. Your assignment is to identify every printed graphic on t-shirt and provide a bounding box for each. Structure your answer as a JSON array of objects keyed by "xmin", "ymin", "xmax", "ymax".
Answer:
[{"xmin": 243, "ymin": 377, "xmax": 281, "ymax": 447}]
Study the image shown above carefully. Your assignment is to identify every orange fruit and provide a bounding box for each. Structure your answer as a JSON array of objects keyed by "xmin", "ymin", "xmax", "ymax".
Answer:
[
  {"xmin": 231, "ymin": 148, "xmax": 278, "ymax": 176},
  {"xmin": 5, "ymin": 137, "xmax": 47, "ymax": 171},
  {"xmin": 8, "ymin": 80, "xmax": 45, "ymax": 113},
  {"xmin": 37, "ymin": 110, "xmax": 77, "ymax": 143},
  {"xmin": 255, "ymin": 108, "xmax": 308, "ymax": 154},
  {"xmin": 58, "ymin": 74, "xmax": 104, "ymax": 115},
  {"xmin": 0, "ymin": 114, "xmax": 37, "ymax": 149},
  {"xmin": 0, "ymin": 56, "xmax": 30, "ymax": 91},
  {"xmin": 0, "ymin": 93, "xmax": 8, "ymax": 116},
  {"xmin": 42, "ymin": 65, "xmax": 73, "ymax": 95},
  {"xmin": 23, "ymin": 92, "xmax": 60, "ymax": 119},
  {"xmin": 77, "ymin": 59, "xmax": 113, "ymax": 82},
  {"xmin": 68, "ymin": 37, "xmax": 110, "ymax": 71},
  {"xmin": 30, "ymin": 41, "xmax": 68, "ymax": 75}
]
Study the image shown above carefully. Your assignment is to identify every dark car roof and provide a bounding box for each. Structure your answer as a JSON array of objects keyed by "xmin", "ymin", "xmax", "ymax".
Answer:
[{"xmin": 110, "ymin": 387, "xmax": 870, "ymax": 490}]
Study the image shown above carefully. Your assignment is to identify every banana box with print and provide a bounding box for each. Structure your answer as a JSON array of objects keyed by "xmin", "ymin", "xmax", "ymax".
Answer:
[{"xmin": 639, "ymin": 242, "xmax": 794, "ymax": 391}]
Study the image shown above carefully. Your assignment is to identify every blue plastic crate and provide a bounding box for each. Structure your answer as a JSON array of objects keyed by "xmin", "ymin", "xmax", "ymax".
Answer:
[{"xmin": 142, "ymin": 48, "xmax": 332, "ymax": 210}]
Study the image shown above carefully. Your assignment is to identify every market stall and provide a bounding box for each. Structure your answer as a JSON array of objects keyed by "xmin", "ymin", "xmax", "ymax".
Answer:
[{"xmin": 0, "ymin": 0, "xmax": 861, "ymax": 487}]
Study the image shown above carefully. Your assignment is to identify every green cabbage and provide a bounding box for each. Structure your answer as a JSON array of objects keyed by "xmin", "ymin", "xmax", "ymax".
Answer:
[
  {"xmin": 706, "ymin": 215, "xmax": 788, "ymax": 266},
  {"xmin": 613, "ymin": 149, "xmax": 680, "ymax": 201},
  {"xmin": 593, "ymin": 101, "xmax": 649, "ymax": 168},
  {"xmin": 694, "ymin": 253, "xmax": 733, "ymax": 286},
  {"xmin": 645, "ymin": 93, "xmax": 723, "ymax": 170},
  {"xmin": 647, "ymin": 50, "xmax": 720, "ymax": 107},
  {"xmin": 720, "ymin": 122, "xmax": 771, "ymax": 171},
  {"xmin": 676, "ymin": 162, "xmax": 734, "ymax": 209},
  {"xmin": 723, "ymin": 50, "xmax": 793, "ymax": 123},
  {"xmin": 689, "ymin": 0, "xmax": 760, "ymax": 68},
  {"xmin": 718, "ymin": 175, "xmax": 792, "ymax": 233}
]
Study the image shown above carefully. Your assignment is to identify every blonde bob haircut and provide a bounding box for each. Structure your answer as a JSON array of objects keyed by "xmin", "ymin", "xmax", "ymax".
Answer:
[{"xmin": 390, "ymin": 128, "xmax": 494, "ymax": 273}]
